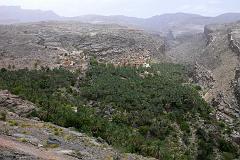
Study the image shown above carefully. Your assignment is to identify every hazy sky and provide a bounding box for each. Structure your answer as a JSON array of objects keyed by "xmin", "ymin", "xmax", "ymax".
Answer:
[{"xmin": 0, "ymin": 0, "xmax": 239, "ymax": 18}]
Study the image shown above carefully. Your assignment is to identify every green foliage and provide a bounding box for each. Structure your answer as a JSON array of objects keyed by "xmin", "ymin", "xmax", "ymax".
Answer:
[
  {"xmin": 222, "ymin": 152, "xmax": 235, "ymax": 160},
  {"xmin": 218, "ymin": 138, "xmax": 238, "ymax": 153},
  {"xmin": 8, "ymin": 120, "xmax": 18, "ymax": 126},
  {"xmin": 0, "ymin": 111, "xmax": 7, "ymax": 121},
  {"xmin": 0, "ymin": 63, "xmax": 239, "ymax": 159}
]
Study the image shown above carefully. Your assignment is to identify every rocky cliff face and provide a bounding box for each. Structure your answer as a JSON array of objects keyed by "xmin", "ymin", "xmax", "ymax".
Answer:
[
  {"xmin": 234, "ymin": 68, "xmax": 240, "ymax": 108},
  {"xmin": 194, "ymin": 23, "xmax": 240, "ymax": 123},
  {"xmin": 167, "ymin": 22, "xmax": 240, "ymax": 125},
  {"xmin": 228, "ymin": 25, "xmax": 240, "ymax": 54},
  {"xmin": 204, "ymin": 26, "xmax": 214, "ymax": 45},
  {"xmin": 228, "ymin": 24, "xmax": 240, "ymax": 117}
]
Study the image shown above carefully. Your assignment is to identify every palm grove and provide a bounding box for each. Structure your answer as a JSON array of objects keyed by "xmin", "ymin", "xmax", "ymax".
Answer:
[{"xmin": 0, "ymin": 61, "xmax": 239, "ymax": 159}]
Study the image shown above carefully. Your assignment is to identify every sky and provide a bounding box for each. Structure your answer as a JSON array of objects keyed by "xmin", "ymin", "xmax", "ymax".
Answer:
[{"xmin": 0, "ymin": 0, "xmax": 239, "ymax": 18}]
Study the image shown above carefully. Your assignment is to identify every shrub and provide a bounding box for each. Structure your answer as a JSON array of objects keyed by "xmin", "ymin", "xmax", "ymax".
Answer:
[
  {"xmin": 0, "ymin": 111, "xmax": 7, "ymax": 121},
  {"xmin": 8, "ymin": 120, "xmax": 18, "ymax": 126},
  {"xmin": 218, "ymin": 138, "xmax": 237, "ymax": 153},
  {"xmin": 17, "ymin": 138, "xmax": 28, "ymax": 143}
]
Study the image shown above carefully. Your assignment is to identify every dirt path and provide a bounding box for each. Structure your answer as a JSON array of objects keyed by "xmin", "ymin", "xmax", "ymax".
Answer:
[{"xmin": 0, "ymin": 135, "xmax": 71, "ymax": 160}]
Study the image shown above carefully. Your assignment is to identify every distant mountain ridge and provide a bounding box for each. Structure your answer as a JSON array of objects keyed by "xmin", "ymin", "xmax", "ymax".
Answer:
[
  {"xmin": 66, "ymin": 12, "xmax": 240, "ymax": 35},
  {"xmin": 0, "ymin": 6, "xmax": 60, "ymax": 24},
  {"xmin": 1, "ymin": 5, "xmax": 240, "ymax": 35}
]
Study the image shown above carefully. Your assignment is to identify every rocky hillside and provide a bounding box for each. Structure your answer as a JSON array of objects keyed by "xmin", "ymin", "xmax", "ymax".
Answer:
[
  {"xmin": 198, "ymin": 23, "xmax": 240, "ymax": 123},
  {"xmin": 167, "ymin": 22, "xmax": 240, "ymax": 126},
  {"xmin": 0, "ymin": 90, "xmax": 154, "ymax": 160},
  {"xmin": 0, "ymin": 21, "xmax": 166, "ymax": 70}
]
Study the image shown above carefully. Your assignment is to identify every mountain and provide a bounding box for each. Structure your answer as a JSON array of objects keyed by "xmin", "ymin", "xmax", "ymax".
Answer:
[
  {"xmin": 141, "ymin": 13, "xmax": 211, "ymax": 34},
  {"xmin": 72, "ymin": 12, "xmax": 240, "ymax": 36},
  {"xmin": 72, "ymin": 13, "xmax": 210, "ymax": 35},
  {"xmin": 1, "ymin": 6, "xmax": 240, "ymax": 36},
  {"xmin": 0, "ymin": 21, "xmax": 166, "ymax": 70},
  {"xmin": 0, "ymin": 6, "xmax": 60, "ymax": 24},
  {"xmin": 212, "ymin": 13, "xmax": 240, "ymax": 23},
  {"xmin": 68, "ymin": 15, "xmax": 143, "ymax": 25},
  {"xmin": 69, "ymin": 12, "xmax": 240, "ymax": 35}
]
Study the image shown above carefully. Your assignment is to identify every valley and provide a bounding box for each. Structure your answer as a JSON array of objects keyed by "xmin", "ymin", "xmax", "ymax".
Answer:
[{"xmin": 0, "ymin": 6, "xmax": 240, "ymax": 160}]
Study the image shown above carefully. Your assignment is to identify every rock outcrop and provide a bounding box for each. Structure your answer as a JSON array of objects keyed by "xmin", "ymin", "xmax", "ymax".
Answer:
[
  {"xmin": 228, "ymin": 26, "xmax": 240, "ymax": 54},
  {"xmin": 192, "ymin": 62, "xmax": 215, "ymax": 90},
  {"xmin": 204, "ymin": 26, "xmax": 214, "ymax": 46},
  {"xmin": 0, "ymin": 90, "xmax": 36, "ymax": 117},
  {"xmin": 0, "ymin": 147, "xmax": 37, "ymax": 160},
  {"xmin": 233, "ymin": 68, "xmax": 240, "ymax": 113}
]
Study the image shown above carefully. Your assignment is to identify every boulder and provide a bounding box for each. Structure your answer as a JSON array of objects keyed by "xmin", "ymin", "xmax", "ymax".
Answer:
[
  {"xmin": 0, "ymin": 90, "xmax": 36, "ymax": 117},
  {"xmin": 47, "ymin": 136, "xmax": 61, "ymax": 146}
]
